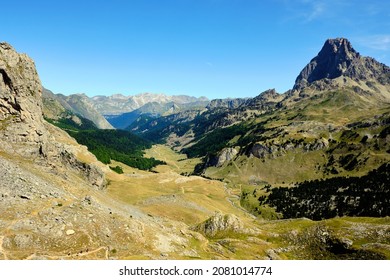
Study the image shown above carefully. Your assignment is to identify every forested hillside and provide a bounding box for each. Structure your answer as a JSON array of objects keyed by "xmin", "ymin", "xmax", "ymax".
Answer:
[
  {"xmin": 47, "ymin": 117, "xmax": 164, "ymax": 170},
  {"xmin": 258, "ymin": 163, "xmax": 390, "ymax": 220}
]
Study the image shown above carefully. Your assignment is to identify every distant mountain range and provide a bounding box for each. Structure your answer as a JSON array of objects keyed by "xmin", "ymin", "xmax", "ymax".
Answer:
[
  {"xmin": 42, "ymin": 91, "xmax": 211, "ymax": 129},
  {"xmin": 91, "ymin": 93, "xmax": 209, "ymax": 115}
]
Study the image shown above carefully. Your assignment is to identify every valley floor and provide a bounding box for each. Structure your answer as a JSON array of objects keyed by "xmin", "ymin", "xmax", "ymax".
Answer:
[{"xmin": 1, "ymin": 144, "xmax": 389, "ymax": 260}]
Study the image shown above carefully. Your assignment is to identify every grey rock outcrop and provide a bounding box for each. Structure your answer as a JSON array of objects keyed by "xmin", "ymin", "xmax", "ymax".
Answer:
[
  {"xmin": 250, "ymin": 138, "xmax": 329, "ymax": 159},
  {"xmin": 250, "ymin": 143, "xmax": 272, "ymax": 159},
  {"xmin": 195, "ymin": 147, "xmax": 239, "ymax": 170},
  {"xmin": 215, "ymin": 147, "xmax": 239, "ymax": 167},
  {"xmin": 193, "ymin": 212, "xmax": 243, "ymax": 237}
]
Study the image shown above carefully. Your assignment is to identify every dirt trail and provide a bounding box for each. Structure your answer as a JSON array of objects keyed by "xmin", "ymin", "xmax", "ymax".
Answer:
[
  {"xmin": 25, "ymin": 246, "xmax": 109, "ymax": 260},
  {"xmin": 232, "ymin": 161, "xmax": 243, "ymax": 174},
  {"xmin": 0, "ymin": 235, "xmax": 7, "ymax": 260},
  {"xmin": 223, "ymin": 184, "xmax": 256, "ymax": 219}
]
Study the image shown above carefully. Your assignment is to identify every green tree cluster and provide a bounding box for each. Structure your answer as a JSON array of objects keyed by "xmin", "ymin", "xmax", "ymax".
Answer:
[
  {"xmin": 263, "ymin": 163, "xmax": 390, "ymax": 220},
  {"xmin": 68, "ymin": 129, "xmax": 165, "ymax": 170}
]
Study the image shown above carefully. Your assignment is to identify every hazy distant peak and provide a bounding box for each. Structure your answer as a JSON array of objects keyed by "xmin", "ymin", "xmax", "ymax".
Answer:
[
  {"xmin": 90, "ymin": 92, "xmax": 209, "ymax": 115},
  {"xmin": 110, "ymin": 93, "xmax": 128, "ymax": 99}
]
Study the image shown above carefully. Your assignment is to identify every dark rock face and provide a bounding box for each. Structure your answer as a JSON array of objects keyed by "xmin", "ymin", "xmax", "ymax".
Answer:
[{"xmin": 294, "ymin": 38, "xmax": 390, "ymax": 90}]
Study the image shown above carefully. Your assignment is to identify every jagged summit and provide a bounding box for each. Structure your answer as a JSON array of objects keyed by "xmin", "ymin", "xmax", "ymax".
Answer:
[{"xmin": 293, "ymin": 38, "xmax": 390, "ymax": 90}]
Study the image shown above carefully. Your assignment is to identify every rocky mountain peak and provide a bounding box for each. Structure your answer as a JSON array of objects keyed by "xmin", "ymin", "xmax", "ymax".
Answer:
[
  {"xmin": 322, "ymin": 38, "xmax": 358, "ymax": 58},
  {"xmin": 293, "ymin": 38, "xmax": 390, "ymax": 90}
]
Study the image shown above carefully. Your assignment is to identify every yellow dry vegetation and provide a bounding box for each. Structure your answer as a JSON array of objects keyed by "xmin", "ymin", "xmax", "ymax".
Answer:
[{"xmin": 106, "ymin": 145, "xmax": 249, "ymax": 226}]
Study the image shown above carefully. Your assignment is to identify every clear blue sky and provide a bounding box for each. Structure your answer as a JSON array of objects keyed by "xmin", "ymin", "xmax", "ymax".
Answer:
[{"xmin": 2, "ymin": 0, "xmax": 390, "ymax": 99}]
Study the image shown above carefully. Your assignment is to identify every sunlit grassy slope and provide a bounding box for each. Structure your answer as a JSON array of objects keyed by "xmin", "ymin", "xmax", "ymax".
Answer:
[{"xmin": 101, "ymin": 144, "xmax": 390, "ymax": 259}]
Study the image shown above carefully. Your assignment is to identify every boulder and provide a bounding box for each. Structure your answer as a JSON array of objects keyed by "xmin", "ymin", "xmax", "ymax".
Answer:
[{"xmin": 193, "ymin": 212, "xmax": 243, "ymax": 237}]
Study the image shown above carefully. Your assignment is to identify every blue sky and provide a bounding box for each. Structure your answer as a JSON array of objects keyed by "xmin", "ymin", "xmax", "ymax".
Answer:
[{"xmin": 2, "ymin": 0, "xmax": 390, "ymax": 99}]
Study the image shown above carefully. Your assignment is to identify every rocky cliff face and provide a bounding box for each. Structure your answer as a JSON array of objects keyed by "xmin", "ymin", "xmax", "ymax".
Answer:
[
  {"xmin": 294, "ymin": 38, "xmax": 390, "ymax": 91},
  {"xmin": 0, "ymin": 42, "xmax": 105, "ymax": 189},
  {"xmin": 0, "ymin": 42, "xmax": 50, "ymax": 157}
]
